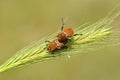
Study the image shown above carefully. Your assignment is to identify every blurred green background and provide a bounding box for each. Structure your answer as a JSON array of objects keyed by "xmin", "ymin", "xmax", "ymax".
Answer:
[{"xmin": 0, "ymin": 0, "xmax": 120, "ymax": 80}]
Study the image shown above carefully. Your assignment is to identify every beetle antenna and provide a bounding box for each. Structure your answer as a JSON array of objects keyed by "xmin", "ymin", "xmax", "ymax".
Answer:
[
  {"xmin": 61, "ymin": 16, "xmax": 69, "ymax": 30},
  {"xmin": 61, "ymin": 18, "xmax": 64, "ymax": 30}
]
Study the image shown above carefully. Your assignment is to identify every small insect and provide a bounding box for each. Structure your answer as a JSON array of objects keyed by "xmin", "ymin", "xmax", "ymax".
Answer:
[
  {"xmin": 57, "ymin": 18, "xmax": 74, "ymax": 43},
  {"xmin": 47, "ymin": 37, "xmax": 64, "ymax": 51},
  {"xmin": 47, "ymin": 18, "xmax": 74, "ymax": 51},
  {"xmin": 57, "ymin": 27, "xmax": 73, "ymax": 43}
]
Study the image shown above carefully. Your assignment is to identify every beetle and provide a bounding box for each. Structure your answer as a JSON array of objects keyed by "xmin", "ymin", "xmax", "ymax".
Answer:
[
  {"xmin": 57, "ymin": 27, "xmax": 73, "ymax": 43},
  {"xmin": 57, "ymin": 18, "xmax": 74, "ymax": 43},
  {"xmin": 47, "ymin": 37, "xmax": 64, "ymax": 51}
]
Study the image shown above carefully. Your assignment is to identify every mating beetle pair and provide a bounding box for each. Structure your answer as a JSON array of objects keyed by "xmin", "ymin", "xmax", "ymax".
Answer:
[{"xmin": 47, "ymin": 18, "xmax": 79, "ymax": 51}]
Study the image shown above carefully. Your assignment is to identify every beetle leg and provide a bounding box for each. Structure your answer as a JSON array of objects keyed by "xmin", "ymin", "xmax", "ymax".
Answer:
[
  {"xmin": 45, "ymin": 40, "xmax": 50, "ymax": 50},
  {"xmin": 67, "ymin": 36, "xmax": 71, "ymax": 39},
  {"xmin": 45, "ymin": 40, "xmax": 50, "ymax": 43},
  {"xmin": 63, "ymin": 45, "xmax": 68, "ymax": 49},
  {"xmin": 73, "ymin": 33, "xmax": 83, "ymax": 36},
  {"xmin": 67, "ymin": 37, "xmax": 72, "ymax": 42}
]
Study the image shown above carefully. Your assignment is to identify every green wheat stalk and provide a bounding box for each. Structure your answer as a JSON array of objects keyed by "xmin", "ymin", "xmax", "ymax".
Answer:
[{"xmin": 0, "ymin": 7, "xmax": 120, "ymax": 72}]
